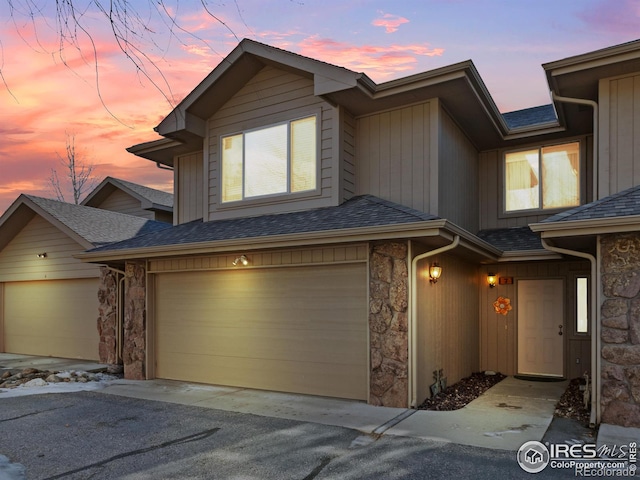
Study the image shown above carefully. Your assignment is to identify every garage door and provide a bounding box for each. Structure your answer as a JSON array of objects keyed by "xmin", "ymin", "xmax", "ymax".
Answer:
[
  {"xmin": 155, "ymin": 263, "xmax": 368, "ymax": 400},
  {"xmin": 3, "ymin": 279, "xmax": 99, "ymax": 360}
]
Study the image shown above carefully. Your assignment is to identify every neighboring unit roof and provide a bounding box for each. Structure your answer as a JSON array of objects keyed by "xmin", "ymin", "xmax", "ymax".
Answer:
[
  {"xmin": 502, "ymin": 105, "xmax": 557, "ymax": 130},
  {"xmin": 0, "ymin": 194, "xmax": 171, "ymax": 251},
  {"xmin": 82, "ymin": 176, "xmax": 173, "ymax": 211},
  {"xmin": 85, "ymin": 195, "xmax": 440, "ymax": 253},
  {"xmin": 541, "ymin": 185, "xmax": 640, "ymax": 223},
  {"xmin": 476, "ymin": 227, "xmax": 544, "ymax": 251}
]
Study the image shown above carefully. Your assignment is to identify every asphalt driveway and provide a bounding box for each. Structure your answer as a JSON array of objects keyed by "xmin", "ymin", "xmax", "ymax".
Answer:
[{"xmin": 0, "ymin": 391, "xmax": 576, "ymax": 479}]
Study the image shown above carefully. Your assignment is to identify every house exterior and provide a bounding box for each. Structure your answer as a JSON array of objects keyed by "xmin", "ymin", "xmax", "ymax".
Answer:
[
  {"xmin": 0, "ymin": 192, "xmax": 171, "ymax": 361},
  {"xmin": 78, "ymin": 39, "xmax": 640, "ymax": 427},
  {"xmin": 82, "ymin": 176, "xmax": 174, "ymax": 223}
]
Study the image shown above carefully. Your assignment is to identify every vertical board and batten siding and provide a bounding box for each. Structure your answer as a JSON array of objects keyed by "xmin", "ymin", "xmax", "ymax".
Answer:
[
  {"xmin": 415, "ymin": 251, "xmax": 479, "ymax": 405},
  {"xmin": 94, "ymin": 189, "xmax": 153, "ymax": 220},
  {"xmin": 356, "ymin": 101, "xmax": 436, "ymax": 213},
  {"xmin": 479, "ymin": 261, "xmax": 590, "ymax": 378},
  {"xmin": 340, "ymin": 107, "xmax": 357, "ymax": 201},
  {"xmin": 0, "ymin": 215, "xmax": 99, "ymax": 282},
  {"xmin": 175, "ymin": 152, "xmax": 204, "ymax": 224},
  {"xmin": 206, "ymin": 66, "xmax": 337, "ymax": 220},
  {"xmin": 478, "ymin": 135, "xmax": 593, "ymax": 230},
  {"xmin": 438, "ymin": 108, "xmax": 479, "ymax": 233},
  {"xmin": 599, "ymin": 73, "xmax": 640, "ymax": 198}
]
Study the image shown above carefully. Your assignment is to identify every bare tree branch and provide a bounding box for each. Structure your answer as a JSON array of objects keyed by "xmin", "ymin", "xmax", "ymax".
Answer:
[{"xmin": 48, "ymin": 133, "xmax": 99, "ymax": 204}]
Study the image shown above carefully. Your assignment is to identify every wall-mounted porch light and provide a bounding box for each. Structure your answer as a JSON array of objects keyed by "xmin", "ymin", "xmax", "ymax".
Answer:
[
  {"xmin": 232, "ymin": 255, "xmax": 249, "ymax": 266},
  {"xmin": 36, "ymin": 252, "xmax": 47, "ymax": 259},
  {"xmin": 487, "ymin": 273, "xmax": 497, "ymax": 288},
  {"xmin": 429, "ymin": 263, "xmax": 442, "ymax": 284}
]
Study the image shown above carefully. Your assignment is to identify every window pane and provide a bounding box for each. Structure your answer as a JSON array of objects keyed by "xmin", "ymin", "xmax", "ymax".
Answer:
[
  {"xmin": 577, "ymin": 277, "xmax": 588, "ymax": 333},
  {"xmin": 221, "ymin": 134, "xmax": 243, "ymax": 202},
  {"xmin": 291, "ymin": 116, "xmax": 316, "ymax": 193},
  {"xmin": 505, "ymin": 149, "xmax": 539, "ymax": 211},
  {"xmin": 542, "ymin": 142, "xmax": 580, "ymax": 209},
  {"xmin": 245, "ymin": 124, "xmax": 287, "ymax": 198}
]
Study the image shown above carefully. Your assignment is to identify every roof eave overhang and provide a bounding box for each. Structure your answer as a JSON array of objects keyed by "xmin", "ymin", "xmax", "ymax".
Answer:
[
  {"xmin": 76, "ymin": 219, "xmax": 502, "ymax": 264},
  {"xmin": 530, "ymin": 215, "xmax": 640, "ymax": 238}
]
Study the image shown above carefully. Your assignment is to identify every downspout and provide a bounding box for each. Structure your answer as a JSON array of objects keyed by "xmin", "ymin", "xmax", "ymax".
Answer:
[
  {"xmin": 106, "ymin": 266, "xmax": 126, "ymax": 364},
  {"xmin": 540, "ymin": 239, "xmax": 599, "ymax": 427},
  {"xmin": 409, "ymin": 235, "xmax": 460, "ymax": 407},
  {"xmin": 551, "ymin": 92, "xmax": 599, "ymax": 201}
]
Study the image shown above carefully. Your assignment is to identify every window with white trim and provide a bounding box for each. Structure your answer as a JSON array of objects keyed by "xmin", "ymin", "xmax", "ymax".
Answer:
[
  {"xmin": 504, "ymin": 141, "xmax": 580, "ymax": 212},
  {"xmin": 221, "ymin": 116, "xmax": 317, "ymax": 203},
  {"xmin": 576, "ymin": 276, "xmax": 589, "ymax": 334}
]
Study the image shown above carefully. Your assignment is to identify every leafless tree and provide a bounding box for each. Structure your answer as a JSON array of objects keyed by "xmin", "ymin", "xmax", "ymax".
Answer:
[
  {"xmin": 49, "ymin": 133, "xmax": 99, "ymax": 204},
  {"xmin": 2, "ymin": 1, "xmax": 240, "ymax": 116}
]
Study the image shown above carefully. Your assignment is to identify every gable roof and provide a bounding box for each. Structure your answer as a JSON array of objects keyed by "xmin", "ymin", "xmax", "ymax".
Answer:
[
  {"xmin": 82, "ymin": 176, "xmax": 173, "ymax": 212},
  {"xmin": 0, "ymin": 194, "xmax": 172, "ymax": 251},
  {"xmin": 130, "ymin": 39, "xmax": 513, "ymax": 164}
]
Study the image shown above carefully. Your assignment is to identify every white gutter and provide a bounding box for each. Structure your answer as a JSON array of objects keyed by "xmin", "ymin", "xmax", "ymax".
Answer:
[
  {"xmin": 409, "ymin": 235, "xmax": 460, "ymax": 407},
  {"xmin": 540, "ymin": 239, "xmax": 599, "ymax": 427},
  {"xmin": 551, "ymin": 92, "xmax": 599, "ymax": 201}
]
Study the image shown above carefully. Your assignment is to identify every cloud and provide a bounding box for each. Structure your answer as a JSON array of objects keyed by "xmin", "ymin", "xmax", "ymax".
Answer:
[
  {"xmin": 297, "ymin": 37, "xmax": 444, "ymax": 79},
  {"xmin": 372, "ymin": 13, "xmax": 409, "ymax": 33},
  {"xmin": 578, "ymin": 0, "xmax": 640, "ymax": 38}
]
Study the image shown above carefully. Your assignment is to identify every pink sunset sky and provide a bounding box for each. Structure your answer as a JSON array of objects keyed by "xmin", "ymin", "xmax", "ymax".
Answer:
[{"xmin": 1, "ymin": 0, "xmax": 638, "ymax": 214}]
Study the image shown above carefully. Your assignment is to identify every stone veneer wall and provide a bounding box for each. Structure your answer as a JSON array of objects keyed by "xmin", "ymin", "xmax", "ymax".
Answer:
[
  {"xmin": 97, "ymin": 267, "xmax": 119, "ymax": 365},
  {"xmin": 369, "ymin": 241, "xmax": 409, "ymax": 407},
  {"xmin": 123, "ymin": 261, "xmax": 147, "ymax": 380},
  {"xmin": 600, "ymin": 233, "xmax": 640, "ymax": 427}
]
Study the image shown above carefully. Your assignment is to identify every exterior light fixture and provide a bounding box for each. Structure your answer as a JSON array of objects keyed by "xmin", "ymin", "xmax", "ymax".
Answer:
[
  {"xmin": 429, "ymin": 263, "xmax": 442, "ymax": 284},
  {"xmin": 487, "ymin": 273, "xmax": 497, "ymax": 288},
  {"xmin": 232, "ymin": 255, "xmax": 249, "ymax": 266},
  {"xmin": 36, "ymin": 253, "xmax": 47, "ymax": 259}
]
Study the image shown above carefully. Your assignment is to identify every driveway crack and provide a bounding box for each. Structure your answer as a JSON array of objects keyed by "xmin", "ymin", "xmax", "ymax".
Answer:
[
  {"xmin": 0, "ymin": 407, "xmax": 65, "ymax": 423},
  {"xmin": 301, "ymin": 455, "xmax": 334, "ymax": 480},
  {"xmin": 43, "ymin": 427, "xmax": 221, "ymax": 479}
]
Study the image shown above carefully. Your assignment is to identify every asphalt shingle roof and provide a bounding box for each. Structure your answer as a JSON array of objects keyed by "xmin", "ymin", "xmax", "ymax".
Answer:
[
  {"xmin": 26, "ymin": 195, "xmax": 171, "ymax": 247},
  {"xmin": 88, "ymin": 195, "xmax": 440, "ymax": 253},
  {"xmin": 108, "ymin": 177, "xmax": 174, "ymax": 208},
  {"xmin": 476, "ymin": 226, "xmax": 543, "ymax": 251},
  {"xmin": 502, "ymin": 104, "xmax": 557, "ymax": 129},
  {"xmin": 542, "ymin": 185, "xmax": 640, "ymax": 223}
]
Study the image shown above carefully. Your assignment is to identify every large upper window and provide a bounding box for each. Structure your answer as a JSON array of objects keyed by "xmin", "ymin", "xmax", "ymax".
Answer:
[
  {"xmin": 504, "ymin": 142, "xmax": 580, "ymax": 212},
  {"xmin": 221, "ymin": 116, "xmax": 317, "ymax": 203}
]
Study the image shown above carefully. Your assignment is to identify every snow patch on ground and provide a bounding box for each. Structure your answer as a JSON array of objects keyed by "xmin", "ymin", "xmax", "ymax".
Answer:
[{"xmin": 0, "ymin": 371, "xmax": 120, "ymax": 398}]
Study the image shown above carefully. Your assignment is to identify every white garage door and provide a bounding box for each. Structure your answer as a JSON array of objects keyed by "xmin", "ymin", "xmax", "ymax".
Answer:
[
  {"xmin": 3, "ymin": 279, "xmax": 99, "ymax": 360},
  {"xmin": 155, "ymin": 263, "xmax": 368, "ymax": 400}
]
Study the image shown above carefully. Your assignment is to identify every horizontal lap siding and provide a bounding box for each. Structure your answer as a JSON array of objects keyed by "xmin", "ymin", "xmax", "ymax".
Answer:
[
  {"xmin": 96, "ymin": 190, "xmax": 152, "ymax": 219},
  {"xmin": 0, "ymin": 216, "xmax": 99, "ymax": 282},
  {"xmin": 207, "ymin": 66, "xmax": 335, "ymax": 219}
]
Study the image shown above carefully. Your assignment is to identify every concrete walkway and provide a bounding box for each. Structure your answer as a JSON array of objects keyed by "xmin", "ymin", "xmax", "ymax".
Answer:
[{"xmin": 2, "ymin": 353, "xmax": 638, "ymax": 452}]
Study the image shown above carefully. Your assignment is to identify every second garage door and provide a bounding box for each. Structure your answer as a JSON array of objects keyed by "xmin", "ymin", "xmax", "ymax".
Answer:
[
  {"xmin": 155, "ymin": 263, "xmax": 368, "ymax": 400},
  {"xmin": 3, "ymin": 279, "xmax": 99, "ymax": 360}
]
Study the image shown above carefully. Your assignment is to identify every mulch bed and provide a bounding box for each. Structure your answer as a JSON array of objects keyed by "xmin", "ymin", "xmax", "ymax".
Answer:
[
  {"xmin": 417, "ymin": 371, "xmax": 506, "ymax": 411},
  {"xmin": 554, "ymin": 377, "xmax": 591, "ymax": 425},
  {"xmin": 417, "ymin": 372, "xmax": 590, "ymax": 425}
]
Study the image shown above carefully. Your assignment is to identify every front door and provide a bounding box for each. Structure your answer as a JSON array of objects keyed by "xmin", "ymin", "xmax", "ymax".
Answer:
[{"xmin": 517, "ymin": 279, "xmax": 564, "ymax": 377}]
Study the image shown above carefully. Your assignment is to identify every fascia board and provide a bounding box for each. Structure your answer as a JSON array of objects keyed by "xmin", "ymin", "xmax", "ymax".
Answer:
[
  {"xmin": 530, "ymin": 215, "xmax": 640, "ymax": 237},
  {"xmin": 497, "ymin": 250, "xmax": 563, "ymax": 262},
  {"xmin": 76, "ymin": 221, "xmax": 452, "ymax": 263},
  {"xmin": 543, "ymin": 41, "xmax": 640, "ymax": 76}
]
